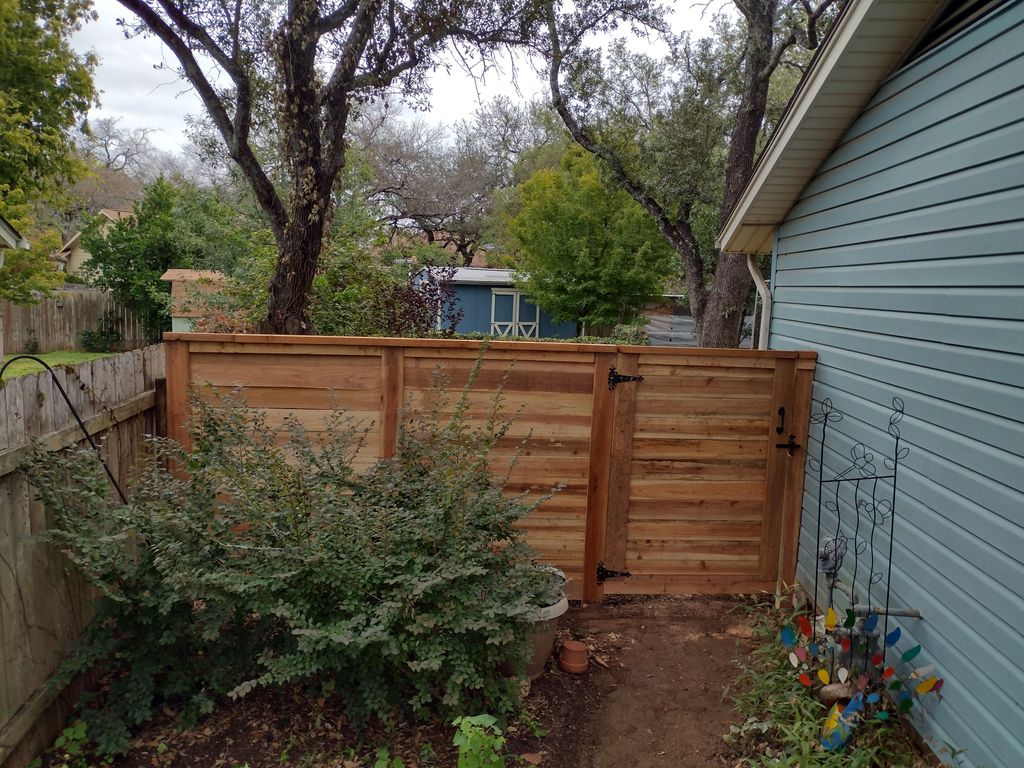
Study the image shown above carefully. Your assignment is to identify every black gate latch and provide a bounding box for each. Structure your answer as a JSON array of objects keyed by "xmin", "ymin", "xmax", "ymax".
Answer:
[
  {"xmin": 776, "ymin": 434, "xmax": 801, "ymax": 456},
  {"xmin": 608, "ymin": 366, "xmax": 644, "ymax": 390},
  {"xmin": 596, "ymin": 561, "xmax": 632, "ymax": 583}
]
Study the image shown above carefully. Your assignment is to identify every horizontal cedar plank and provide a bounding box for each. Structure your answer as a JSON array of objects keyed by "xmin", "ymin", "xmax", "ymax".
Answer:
[
  {"xmin": 403, "ymin": 367, "xmax": 593, "ymax": 394},
  {"xmin": 188, "ymin": 342, "xmax": 382, "ymax": 356},
  {"xmin": 506, "ymin": 481, "xmax": 586, "ymax": 494},
  {"xmin": 247, "ymin": 408, "xmax": 379, "ymax": 432},
  {"xmin": 631, "ymin": 438, "xmax": 767, "ymax": 459},
  {"xmin": 624, "ymin": 418, "xmax": 767, "ymax": 439},
  {"xmin": 490, "ymin": 437, "xmax": 591, "ymax": 456},
  {"xmin": 603, "ymin": 575, "xmax": 776, "ymax": 595},
  {"xmin": 629, "ymin": 481, "xmax": 765, "ymax": 502},
  {"xmin": 635, "ymin": 399, "xmax": 772, "ymax": 417},
  {"xmin": 403, "ymin": 390, "xmax": 593, "ymax": 416},
  {"xmin": 624, "ymin": 558, "xmax": 761, "ymax": 574},
  {"xmin": 436, "ymin": 419, "xmax": 591, "ymax": 439},
  {"xmin": 626, "ymin": 521, "xmax": 761, "ymax": 539},
  {"xmin": 635, "ymin": 375, "xmax": 775, "ymax": 394},
  {"xmin": 198, "ymin": 386, "xmax": 380, "ymax": 411},
  {"xmin": 637, "ymin": 355, "xmax": 780, "ymax": 369},
  {"xmin": 627, "ymin": 499, "xmax": 764, "ymax": 521},
  {"xmin": 638, "ymin": 364, "xmax": 776, "ymax": 380},
  {"xmin": 404, "ymin": 348, "xmax": 597, "ymax": 363},
  {"xmin": 629, "ymin": 462, "xmax": 766, "ymax": 482},
  {"xmin": 191, "ymin": 353, "xmax": 381, "ymax": 389},
  {"xmin": 270, "ymin": 430, "xmax": 380, "ymax": 451},
  {"xmin": 627, "ymin": 540, "xmax": 761, "ymax": 556},
  {"xmin": 516, "ymin": 516, "xmax": 587, "ymax": 530}
]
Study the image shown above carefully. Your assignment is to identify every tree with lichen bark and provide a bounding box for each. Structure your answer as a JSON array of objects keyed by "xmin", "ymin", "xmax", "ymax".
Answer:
[
  {"xmin": 111, "ymin": 0, "xmax": 546, "ymax": 334},
  {"xmin": 543, "ymin": 0, "xmax": 843, "ymax": 347}
]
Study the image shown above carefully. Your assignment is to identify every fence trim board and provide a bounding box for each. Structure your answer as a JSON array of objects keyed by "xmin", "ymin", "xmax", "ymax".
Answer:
[{"xmin": 0, "ymin": 391, "xmax": 154, "ymax": 477}]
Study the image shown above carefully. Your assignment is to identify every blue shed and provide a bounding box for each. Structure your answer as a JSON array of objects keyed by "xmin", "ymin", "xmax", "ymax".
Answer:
[
  {"xmin": 427, "ymin": 267, "xmax": 577, "ymax": 338},
  {"xmin": 718, "ymin": 1, "xmax": 1024, "ymax": 766}
]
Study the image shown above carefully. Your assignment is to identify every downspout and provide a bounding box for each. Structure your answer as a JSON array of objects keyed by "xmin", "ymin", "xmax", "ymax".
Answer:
[{"xmin": 746, "ymin": 254, "xmax": 772, "ymax": 350}]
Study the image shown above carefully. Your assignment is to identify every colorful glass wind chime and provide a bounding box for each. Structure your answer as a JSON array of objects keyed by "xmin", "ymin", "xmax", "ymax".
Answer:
[{"xmin": 778, "ymin": 397, "xmax": 944, "ymax": 751}]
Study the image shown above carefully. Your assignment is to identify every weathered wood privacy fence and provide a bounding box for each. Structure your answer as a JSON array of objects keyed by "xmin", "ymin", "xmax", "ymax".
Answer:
[
  {"xmin": 0, "ymin": 346, "xmax": 165, "ymax": 766},
  {"xmin": 1, "ymin": 287, "xmax": 146, "ymax": 355},
  {"xmin": 166, "ymin": 334, "xmax": 816, "ymax": 602}
]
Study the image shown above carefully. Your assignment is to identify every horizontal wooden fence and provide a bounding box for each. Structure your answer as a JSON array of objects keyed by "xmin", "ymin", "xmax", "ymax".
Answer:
[
  {"xmin": 1, "ymin": 287, "xmax": 147, "ymax": 355},
  {"xmin": 0, "ymin": 345, "xmax": 165, "ymax": 767},
  {"xmin": 165, "ymin": 334, "xmax": 816, "ymax": 603}
]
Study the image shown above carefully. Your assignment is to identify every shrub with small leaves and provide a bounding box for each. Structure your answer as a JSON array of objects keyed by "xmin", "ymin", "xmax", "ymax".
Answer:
[{"xmin": 22, "ymin": 361, "xmax": 558, "ymax": 756}]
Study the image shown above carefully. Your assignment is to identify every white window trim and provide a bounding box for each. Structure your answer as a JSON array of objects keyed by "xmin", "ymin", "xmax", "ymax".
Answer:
[{"xmin": 490, "ymin": 288, "xmax": 539, "ymax": 337}]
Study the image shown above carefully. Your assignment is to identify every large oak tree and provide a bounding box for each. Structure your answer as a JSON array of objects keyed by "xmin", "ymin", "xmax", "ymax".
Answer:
[
  {"xmin": 544, "ymin": 0, "xmax": 842, "ymax": 346},
  {"xmin": 114, "ymin": 0, "xmax": 545, "ymax": 333}
]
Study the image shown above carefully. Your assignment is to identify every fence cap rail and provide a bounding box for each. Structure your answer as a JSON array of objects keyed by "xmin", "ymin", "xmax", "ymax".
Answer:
[{"xmin": 162, "ymin": 332, "xmax": 817, "ymax": 360}]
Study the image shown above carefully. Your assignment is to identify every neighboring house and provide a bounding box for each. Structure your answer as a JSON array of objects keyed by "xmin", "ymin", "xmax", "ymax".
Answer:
[
  {"xmin": 718, "ymin": 2, "xmax": 1023, "ymax": 766},
  {"xmin": 160, "ymin": 269, "xmax": 227, "ymax": 331},
  {"xmin": 0, "ymin": 214, "xmax": 29, "ymax": 252},
  {"xmin": 54, "ymin": 208, "xmax": 132, "ymax": 276},
  {"xmin": 424, "ymin": 267, "xmax": 577, "ymax": 338}
]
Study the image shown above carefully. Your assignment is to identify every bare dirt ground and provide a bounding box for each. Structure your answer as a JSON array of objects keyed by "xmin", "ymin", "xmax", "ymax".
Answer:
[
  {"xmin": 508, "ymin": 594, "xmax": 756, "ymax": 768},
  {"xmin": 47, "ymin": 595, "xmax": 755, "ymax": 768}
]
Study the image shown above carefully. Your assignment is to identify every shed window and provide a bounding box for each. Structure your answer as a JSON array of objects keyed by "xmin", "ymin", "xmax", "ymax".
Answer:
[{"xmin": 490, "ymin": 288, "xmax": 539, "ymax": 337}]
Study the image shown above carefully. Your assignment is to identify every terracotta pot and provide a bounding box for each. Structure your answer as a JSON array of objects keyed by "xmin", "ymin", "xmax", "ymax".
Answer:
[{"xmin": 559, "ymin": 639, "xmax": 588, "ymax": 674}]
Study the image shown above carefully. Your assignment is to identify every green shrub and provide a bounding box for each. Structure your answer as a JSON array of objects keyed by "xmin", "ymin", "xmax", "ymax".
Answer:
[
  {"xmin": 22, "ymin": 365, "xmax": 558, "ymax": 755},
  {"xmin": 78, "ymin": 312, "xmax": 121, "ymax": 352}
]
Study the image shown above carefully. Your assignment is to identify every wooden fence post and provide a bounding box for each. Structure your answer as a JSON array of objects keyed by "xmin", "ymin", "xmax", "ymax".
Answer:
[
  {"xmin": 380, "ymin": 346, "xmax": 404, "ymax": 459},
  {"xmin": 583, "ymin": 352, "xmax": 616, "ymax": 602},
  {"xmin": 760, "ymin": 356, "xmax": 797, "ymax": 588},
  {"xmin": 164, "ymin": 341, "xmax": 191, "ymax": 453},
  {"xmin": 777, "ymin": 354, "xmax": 817, "ymax": 588}
]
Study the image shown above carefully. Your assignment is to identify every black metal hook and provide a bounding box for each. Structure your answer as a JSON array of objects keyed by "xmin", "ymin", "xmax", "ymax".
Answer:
[
  {"xmin": 1, "ymin": 355, "xmax": 128, "ymax": 504},
  {"xmin": 776, "ymin": 406, "xmax": 786, "ymax": 435}
]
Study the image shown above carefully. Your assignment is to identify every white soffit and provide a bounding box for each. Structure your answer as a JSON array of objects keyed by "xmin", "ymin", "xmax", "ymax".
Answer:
[{"xmin": 716, "ymin": 0, "xmax": 944, "ymax": 255}]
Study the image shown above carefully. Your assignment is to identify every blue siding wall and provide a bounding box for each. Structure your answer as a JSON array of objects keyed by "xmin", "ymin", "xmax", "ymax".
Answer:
[
  {"xmin": 448, "ymin": 285, "xmax": 577, "ymax": 338},
  {"xmin": 770, "ymin": 3, "xmax": 1024, "ymax": 766}
]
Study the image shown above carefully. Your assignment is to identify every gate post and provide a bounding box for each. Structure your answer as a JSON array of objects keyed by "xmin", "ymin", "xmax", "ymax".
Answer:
[{"xmin": 583, "ymin": 352, "xmax": 616, "ymax": 602}]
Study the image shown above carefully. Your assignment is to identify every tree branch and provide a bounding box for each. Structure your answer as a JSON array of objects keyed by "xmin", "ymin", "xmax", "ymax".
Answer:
[
  {"xmin": 115, "ymin": 0, "xmax": 287, "ymax": 239},
  {"xmin": 545, "ymin": 2, "xmax": 705, "ymax": 297}
]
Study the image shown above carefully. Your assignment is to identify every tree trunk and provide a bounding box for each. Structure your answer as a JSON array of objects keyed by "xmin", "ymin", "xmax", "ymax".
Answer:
[
  {"xmin": 697, "ymin": 1, "xmax": 777, "ymax": 348},
  {"xmin": 266, "ymin": 212, "xmax": 329, "ymax": 334}
]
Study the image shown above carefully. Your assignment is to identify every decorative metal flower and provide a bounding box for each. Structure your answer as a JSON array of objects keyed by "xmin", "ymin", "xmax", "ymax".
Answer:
[{"xmin": 849, "ymin": 444, "xmax": 876, "ymax": 477}]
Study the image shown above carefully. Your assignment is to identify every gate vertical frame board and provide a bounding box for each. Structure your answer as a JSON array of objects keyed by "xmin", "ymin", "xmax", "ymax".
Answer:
[{"xmin": 163, "ymin": 333, "xmax": 815, "ymax": 599}]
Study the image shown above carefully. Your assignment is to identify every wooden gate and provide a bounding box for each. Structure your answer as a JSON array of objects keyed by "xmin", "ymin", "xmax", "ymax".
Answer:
[
  {"xmin": 588, "ymin": 350, "xmax": 815, "ymax": 601},
  {"xmin": 164, "ymin": 335, "xmax": 815, "ymax": 602}
]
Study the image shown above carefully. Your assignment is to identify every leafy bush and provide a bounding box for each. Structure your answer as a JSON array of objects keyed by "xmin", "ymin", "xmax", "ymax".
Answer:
[
  {"xmin": 78, "ymin": 312, "xmax": 121, "ymax": 352},
  {"xmin": 453, "ymin": 714, "xmax": 506, "ymax": 768},
  {"xmin": 23, "ymin": 367, "xmax": 558, "ymax": 755}
]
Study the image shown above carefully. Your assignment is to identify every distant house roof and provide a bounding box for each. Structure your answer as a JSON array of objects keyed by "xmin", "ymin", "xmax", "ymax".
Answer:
[
  {"xmin": 98, "ymin": 208, "xmax": 133, "ymax": 222},
  {"xmin": 0, "ymin": 214, "xmax": 29, "ymax": 250},
  {"xmin": 421, "ymin": 267, "xmax": 518, "ymax": 286},
  {"xmin": 717, "ymin": 0, "xmax": 950, "ymax": 254}
]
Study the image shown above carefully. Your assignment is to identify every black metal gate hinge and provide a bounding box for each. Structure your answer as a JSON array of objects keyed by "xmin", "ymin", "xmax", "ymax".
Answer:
[
  {"xmin": 608, "ymin": 366, "xmax": 644, "ymax": 390},
  {"xmin": 596, "ymin": 561, "xmax": 632, "ymax": 583}
]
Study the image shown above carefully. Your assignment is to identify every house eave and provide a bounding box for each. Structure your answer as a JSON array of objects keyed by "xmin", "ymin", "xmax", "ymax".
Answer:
[{"xmin": 716, "ymin": 0, "xmax": 945, "ymax": 255}]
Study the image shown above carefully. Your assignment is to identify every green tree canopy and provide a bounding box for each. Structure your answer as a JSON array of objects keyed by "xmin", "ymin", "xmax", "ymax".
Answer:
[
  {"xmin": 82, "ymin": 177, "xmax": 270, "ymax": 340},
  {"xmin": 504, "ymin": 146, "xmax": 674, "ymax": 331},
  {"xmin": 0, "ymin": 0, "xmax": 97, "ymax": 302}
]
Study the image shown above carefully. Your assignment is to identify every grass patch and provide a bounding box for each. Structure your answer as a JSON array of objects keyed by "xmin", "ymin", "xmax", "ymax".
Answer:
[
  {"xmin": 725, "ymin": 600, "xmax": 933, "ymax": 768},
  {"xmin": 1, "ymin": 351, "xmax": 113, "ymax": 380}
]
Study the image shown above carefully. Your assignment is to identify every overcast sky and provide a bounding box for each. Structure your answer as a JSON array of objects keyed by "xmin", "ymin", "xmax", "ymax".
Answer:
[{"xmin": 72, "ymin": 1, "xmax": 720, "ymax": 154}]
